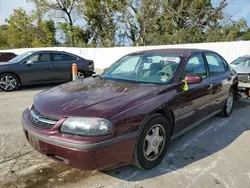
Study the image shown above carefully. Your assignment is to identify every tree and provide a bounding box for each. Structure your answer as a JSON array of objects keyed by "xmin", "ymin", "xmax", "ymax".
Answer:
[
  {"xmin": 5, "ymin": 8, "xmax": 34, "ymax": 48},
  {"xmin": 121, "ymin": 0, "xmax": 162, "ymax": 46},
  {"xmin": 0, "ymin": 25, "xmax": 9, "ymax": 49},
  {"xmin": 3, "ymin": 8, "xmax": 56, "ymax": 49},
  {"xmin": 205, "ymin": 18, "xmax": 250, "ymax": 42},
  {"xmin": 81, "ymin": 0, "xmax": 127, "ymax": 47},
  {"xmin": 32, "ymin": 19, "xmax": 57, "ymax": 47},
  {"xmin": 120, "ymin": 0, "xmax": 230, "ymax": 45},
  {"xmin": 31, "ymin": 0, "xmax": 81, "ymax": 46}
]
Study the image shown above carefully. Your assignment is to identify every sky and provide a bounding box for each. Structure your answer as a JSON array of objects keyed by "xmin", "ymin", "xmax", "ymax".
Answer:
[{"xmin": 0, "ymin": 0, "xmax": 250, "ymax": 26}]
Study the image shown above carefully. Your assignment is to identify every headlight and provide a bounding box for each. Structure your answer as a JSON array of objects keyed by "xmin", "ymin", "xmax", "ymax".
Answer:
[{"xmin": 60, "ymin": 117, "xmax": 113, "ymax": 136}]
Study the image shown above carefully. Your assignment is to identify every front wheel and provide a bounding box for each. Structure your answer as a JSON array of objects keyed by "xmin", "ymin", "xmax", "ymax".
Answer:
[
  {"xmin": 133, "ymin": 114, "xmax": 170, "ymax": 170},
  {"xmin": 0, "ymin": 73, "xmax": 19, "ymax": 92},
  {"xmin": 219, "ymin": 89, "xmax": 235, "ymax": 117}
]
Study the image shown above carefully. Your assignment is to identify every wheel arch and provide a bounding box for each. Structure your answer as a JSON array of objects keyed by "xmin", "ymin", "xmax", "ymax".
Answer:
[
  {"xmin": 78, "ymin": 69, "xmax": 86, "ymax": 77},
  {"xmin": 149, "ymin": 108, "xmax": 175, "ymax": 137}
]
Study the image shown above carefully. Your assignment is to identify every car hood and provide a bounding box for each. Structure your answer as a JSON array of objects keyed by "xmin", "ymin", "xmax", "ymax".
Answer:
[
  {"xmin": 230, "ymin": 64, "xmax": 250, "ymax": 74},
  {"xmin": 33, "ymin": 77, "xmax": 159, "ymax": 119}
]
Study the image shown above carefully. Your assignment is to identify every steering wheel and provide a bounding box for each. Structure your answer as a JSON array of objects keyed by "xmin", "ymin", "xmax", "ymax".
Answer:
[{"xmin": 156, "ymin": 70, "xmax": 173, "ymax": 77}]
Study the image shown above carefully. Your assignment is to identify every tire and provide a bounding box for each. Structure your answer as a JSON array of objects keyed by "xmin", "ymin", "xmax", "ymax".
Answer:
[
  {"xmin": 218, "ymin": 88, "xmax": 235, "ymax": 117},
  {"xmin": 133, "ymin": 114, "xmax": 171, "ymax": 170},
  {"xmin": 0, "ymin": 73, "xmax": 19, "ymax": 92},
  {"xmin": 77, "ymin": 70, "xmax": 86, "ymax": 79}
]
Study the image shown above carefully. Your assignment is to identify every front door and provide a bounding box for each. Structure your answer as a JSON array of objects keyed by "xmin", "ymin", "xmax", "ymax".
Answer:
[
  {"xmin": 20, "ymin": 53, "xmax": 55, "ymax": 83},
  {"xmin": 174, "ymin": 53, "xmax": 213, "ymax": 134}
]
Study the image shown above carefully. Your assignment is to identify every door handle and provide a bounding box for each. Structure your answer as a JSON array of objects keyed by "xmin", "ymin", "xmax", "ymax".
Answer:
[
  {"xmin": 45, "ymin": 65, "xmax": 52, "ymax": 68},
  {"xmin": 227, "ymin": 77, "xmax": 232, "ymax": 81}
]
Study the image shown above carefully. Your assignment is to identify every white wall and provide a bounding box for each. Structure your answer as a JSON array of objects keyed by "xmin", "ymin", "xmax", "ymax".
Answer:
[{"xmin": 1, "ymin": 41, "xmax": 250, "ymax": 69}]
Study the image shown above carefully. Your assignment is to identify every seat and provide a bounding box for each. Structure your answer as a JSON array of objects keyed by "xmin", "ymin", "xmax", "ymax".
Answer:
[
  {"xmin": 40, "ymin": 54, "xmax": 51, "ymax": 62},
  {"xmin": 143, "ymin": 63, "xmax": 163, "ymax": 77}
]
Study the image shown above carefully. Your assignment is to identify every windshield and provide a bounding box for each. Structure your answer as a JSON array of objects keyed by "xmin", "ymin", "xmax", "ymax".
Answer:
[
  {"xmin": 100, "ymin": 53, "xmax": 182, "ymax": 84},
  {"xmin": 8, "ymin": 51, "xmax": 35, "ymax": 63},
  {"xmin": 231, "ymin": 57, "xmax": 250, "ymax": 67}
]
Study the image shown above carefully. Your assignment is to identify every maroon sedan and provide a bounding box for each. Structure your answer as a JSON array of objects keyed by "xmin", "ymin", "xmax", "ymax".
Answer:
[{"xmin": 22, "ymin": 49, "xmax": 238, "ymax": 170}]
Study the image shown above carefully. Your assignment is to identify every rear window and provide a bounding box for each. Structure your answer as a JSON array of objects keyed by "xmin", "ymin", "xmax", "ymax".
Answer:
[{"xmin": 52, "ymin": 53, "xmax": 77, "ymax": 61}]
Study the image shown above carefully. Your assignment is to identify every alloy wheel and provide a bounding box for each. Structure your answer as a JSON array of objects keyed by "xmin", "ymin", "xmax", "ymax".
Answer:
[
  {"xmin": 143, "ymin": 124, "xmax": 166, "ymax": 161},
  {"xmin": 0, "ymin": 75, "xmax": 18, "ymax": 91}
]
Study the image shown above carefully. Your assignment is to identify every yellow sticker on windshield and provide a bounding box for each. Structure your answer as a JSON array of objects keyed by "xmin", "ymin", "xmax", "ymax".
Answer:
[{"xmin": 182, "ymin": 80, "xmax": 189, "ymax": 91}]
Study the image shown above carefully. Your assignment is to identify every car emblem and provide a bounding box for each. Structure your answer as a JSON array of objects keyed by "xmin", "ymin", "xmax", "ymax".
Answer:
[
  {"xmin": 31, "ymin": 110, "xmax": 40, "ymax": 123},
  {"xmin": 34, "ymin": 116, "xmax": 40, "ymax": 122}
]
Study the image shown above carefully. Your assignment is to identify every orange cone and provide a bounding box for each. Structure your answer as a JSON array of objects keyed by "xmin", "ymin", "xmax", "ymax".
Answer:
[{"xmin": 72, "ymin": 63, "xmax": 78, "ymax": 81}]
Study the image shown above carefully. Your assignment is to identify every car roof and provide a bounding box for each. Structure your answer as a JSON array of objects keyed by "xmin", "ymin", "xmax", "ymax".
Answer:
[
  {"xmin": 128, "ymin": 48, "xmax": 215, "ymax": 57},
  {"xmin": 237, "ymin": 55, "xmax": 250, "ymax": 59},
  {"xmin": 31, "ymin": 50, "xmax": 73, "ymax": 54}
]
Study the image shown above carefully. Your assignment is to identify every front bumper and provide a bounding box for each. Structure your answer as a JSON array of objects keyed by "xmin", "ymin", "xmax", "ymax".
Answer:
[{"xmin": 21, "ymin": 109, "xmax": 136, "ymax": 170}]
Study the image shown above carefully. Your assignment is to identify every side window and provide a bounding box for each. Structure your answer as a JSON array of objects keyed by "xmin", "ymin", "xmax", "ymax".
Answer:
[
  {"xmin": 245, "ymin": 60, "xmax": 250, "ymax": 67},
  {"xmin": 39, "ymin": 54, "xmax": 51, "ymax": 62},
  {"xmin": 241, "ymin": 59, "xmax": 250, "ymax": 67},
  {"xmin": 64, "ymin": 54, "xmax": 77, "ymax": 61},
  {"xmin": 205, "ymin": 53, "xmax": 226, "ymax": 75},
  {"xmin": 52, "ymin": 54, "xmax": 77, "ymax": 61},
  {"xmin": 27, "ymin": 54, "xmax": 39, "ymax": 63},
  {"xmin": 182, "ymin": 54, "xmax": 207, "ymax": 79},
  {"xmin": 111, "ymin": 56, "xmax": 140, "ymax": 75}
]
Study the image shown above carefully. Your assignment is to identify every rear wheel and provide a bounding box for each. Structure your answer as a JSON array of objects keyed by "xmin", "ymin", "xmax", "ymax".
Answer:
[
  {"xmin": 0, "ymin": 73, "xmax": 19, "ymax": 92},
  {"xmin": 133, "ymin": 114, "xmax": 170, "ymax": 170},
  {"xmin": 77, "ymin": 71, "xmax": 85, "ymax": 79},
  {"xmin": 219, "ymin": 89, "xmax": 235, "ymax": 117}
]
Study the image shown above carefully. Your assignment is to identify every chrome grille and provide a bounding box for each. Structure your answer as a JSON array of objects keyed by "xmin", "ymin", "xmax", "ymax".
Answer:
[
  {"xmin": 29, "ymin": 107, "xmax": 58, "ymax": 130},
  {"xmin": 238, "ymin": 74, "xmax": 250, "ymax": 83}
]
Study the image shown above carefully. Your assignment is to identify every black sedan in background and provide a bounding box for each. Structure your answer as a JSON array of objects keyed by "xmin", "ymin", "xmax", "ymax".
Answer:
[{"xmin": 0, "ymin": 50, "xmax": 95, "ymax": 91}]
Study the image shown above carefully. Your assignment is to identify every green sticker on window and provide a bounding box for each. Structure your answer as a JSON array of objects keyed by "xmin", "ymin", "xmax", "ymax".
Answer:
[{"xmin": 182, "ymin": 80, "xmax": 189, "ymax": 91}]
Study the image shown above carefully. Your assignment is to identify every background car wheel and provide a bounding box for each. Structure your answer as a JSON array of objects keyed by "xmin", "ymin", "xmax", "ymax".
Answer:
[
  {"xmin": 133, "ymin": 114, "xmax": 171, "ymax": 170},
  {"xmin": 77, "ymin": 71, "xmax": 85, "ymax": 79},
  {"xmin": 219, "ymin": 89, "xmax": 235, "ymax": 117},
  {"xmin": 0, "ymin": 73, "xmax": 19, "ymax": 92}
]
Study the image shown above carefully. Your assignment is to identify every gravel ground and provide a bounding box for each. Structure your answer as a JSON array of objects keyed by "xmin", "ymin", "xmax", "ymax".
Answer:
[{"xmin": 1, "ymin": 82, "xmax": 250, "ymax": 188}]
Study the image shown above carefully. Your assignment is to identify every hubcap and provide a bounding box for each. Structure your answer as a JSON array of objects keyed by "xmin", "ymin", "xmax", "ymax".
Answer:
[
  {"xmin": 77, "ymin": 72, "xmax": 85, "ymax": 79},
  {"xmin": 226, "ymin": 92, "xmax": 234, "ymax": 113},
  {"xmin": 143, "ymin": 124, "xmax": 165, "ymax": 161},
  {"xmin": 0, "ymin": 76, "xmax": 17, "ymax": 91}
]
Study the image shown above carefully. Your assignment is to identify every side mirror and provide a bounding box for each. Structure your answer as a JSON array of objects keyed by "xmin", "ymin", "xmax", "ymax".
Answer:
[
  {"xmin": 104, "ymin": 68, "xmax": 108, "ymax": 72},
  {"xmin": 26, "ymin": 60, "xmax": 34, "ymax": 65},
  {"xmin": 184, "ymin": 74, "xmax": 202, "ymax": 84}
]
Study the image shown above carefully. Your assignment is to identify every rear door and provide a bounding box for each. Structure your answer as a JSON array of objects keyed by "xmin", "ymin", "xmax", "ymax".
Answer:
[
  {"xmin": 20, "ymin": 53, "xmax": 54, "ymax": 83},
  {"xmin": 204, "ymin": 53, "xmax": 231, "ymax": 112},
  {"xmin": 174, "ymin": 53, "xmax": 213, "ymax": 134},
  {"xmin": 50, "ymin": 53, "xmax": 78, "ymax": 81}
]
